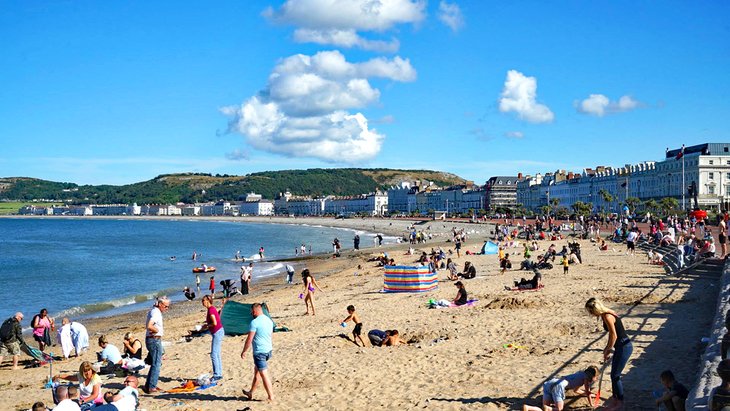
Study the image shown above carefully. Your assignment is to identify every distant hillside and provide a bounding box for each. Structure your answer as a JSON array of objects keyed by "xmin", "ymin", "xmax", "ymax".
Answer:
[{"xmin": 0, "ymin": 169, "xmax": 467, "ymax": 205}]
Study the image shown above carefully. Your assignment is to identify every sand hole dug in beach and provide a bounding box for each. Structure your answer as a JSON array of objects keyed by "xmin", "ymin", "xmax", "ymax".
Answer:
[{"xmin": 483, "ymin": 295, "xmax": 553, "ymax": 310}]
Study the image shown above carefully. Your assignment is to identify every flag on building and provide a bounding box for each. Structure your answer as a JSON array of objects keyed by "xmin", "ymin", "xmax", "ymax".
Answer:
[{"xmin": 676, "ymin": 144, "xmax": 685, "ymax": 160}]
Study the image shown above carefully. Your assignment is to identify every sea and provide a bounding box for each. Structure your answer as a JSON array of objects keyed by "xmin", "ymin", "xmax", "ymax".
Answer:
[{"xmin": 0, "ymin": 218, "xmax": 390, "ymax": 322}]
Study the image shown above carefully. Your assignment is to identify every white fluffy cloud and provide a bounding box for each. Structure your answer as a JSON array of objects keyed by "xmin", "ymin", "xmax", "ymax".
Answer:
[
  {"xmin": 222, "ymin": 51, "xmax": 415, "ymax": 163},
  {"xmin": 498, "ymin": 70, "xmax": 554, "ymax": 123},
  {"xmin": 504, "ymin": 131, "xmax": 524, "ymax": 139},
  {"xmin": 438, "ymin": 1, "xmax": 464, "ymax": 32},
  {"xmin": 264, "ymin": 0, "xmax": 426, "ymax": 52},
  {"xmin": 577, "ymin": 94, "xmax": 640, "ymax": 116},
  {"xmin": 294, "ymin": 28, "xmax": 400, "ymax": 53}
]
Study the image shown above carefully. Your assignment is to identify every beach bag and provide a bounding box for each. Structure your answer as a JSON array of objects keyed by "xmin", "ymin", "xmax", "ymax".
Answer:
[{"xmin": 0, "ymin": 318, "xmax": 14, "ymax": 342}]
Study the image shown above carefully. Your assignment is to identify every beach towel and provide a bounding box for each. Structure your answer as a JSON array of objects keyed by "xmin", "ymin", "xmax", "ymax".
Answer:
[
  {"xmin": 429, "ymin": 299, "xmax": 478, "ymax": 308},
  {"xmin": 383, "ymin": 265, "xmax": 438, "ymax": 293},
  {"xmin": 20, "ymin": 342, "xmax": 53, "ymax": 364},
  {"xmin": 70, "ymin": 322, "xmax": 89, "ymax": 354},
  {"xmin": 166, "ymin": 379, "xmax": 218, "ymax": 393},
  {"xmin": 221, "ymin": 301, "xmax": 276, "ymax": 336},
  {"xmin": 56, "ymin": 324, "xmax": 74, "ymax": 359}
]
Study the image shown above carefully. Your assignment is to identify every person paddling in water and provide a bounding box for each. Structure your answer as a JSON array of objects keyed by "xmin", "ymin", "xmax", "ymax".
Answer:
[{"xmin": 301, "ymin": 269, "xmax": 323, "ymax": 316}]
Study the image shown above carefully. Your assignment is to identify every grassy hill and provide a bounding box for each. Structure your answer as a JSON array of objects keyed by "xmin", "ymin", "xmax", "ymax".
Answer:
[{"xmin": 0, "ymin": 169, "xmax": 468, "ymax": 205}]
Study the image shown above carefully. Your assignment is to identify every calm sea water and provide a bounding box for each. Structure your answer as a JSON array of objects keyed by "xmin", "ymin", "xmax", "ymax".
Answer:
[{"xmin": 0, "ymin": 218, "xmax": 386, "ymax": 322}]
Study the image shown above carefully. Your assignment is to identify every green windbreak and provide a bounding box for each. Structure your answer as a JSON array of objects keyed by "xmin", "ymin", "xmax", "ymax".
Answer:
[{"xmin": 221, "ymin": 301, "xmax": 275, "ymax": 336}]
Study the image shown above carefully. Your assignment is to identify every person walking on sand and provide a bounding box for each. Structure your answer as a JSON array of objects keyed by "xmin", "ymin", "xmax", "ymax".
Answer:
[
  {"xmin": 353, "ymin": 235, "xmax": 360, "ymax": 250},
  {"xmin": 285, "ymin": 264, "xmax": 295, "ymax": 284},
  {"xmin": 585, "ymin": 297, "xmax": 633, "ymax": 410},
  {"xmin": 144, "ymin": 296, "xmax": 170, "ymax": 394},
  {"xmin": 32, "ymin": 308, "xmax": 54, "ymax": 351},
  {"xmin": 0, "ymin": 312, "xmax": 24, "ymax": 370},
  {"xmin": 301, "ymin": 269, "xmax": 323, "ymax": 316},
  {"xmin": 202, "ymin": 295, "xmax": 224, "ymax": 382},
  {"xmin": 241, "ymin": 303, "xmax": 274, "ymax": 403}
]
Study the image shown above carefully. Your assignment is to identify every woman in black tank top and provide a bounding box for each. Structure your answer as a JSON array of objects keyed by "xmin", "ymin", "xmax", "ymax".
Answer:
[{"xmin": 585, "ymin": 297, "xmax": 633, "ymax": 409}]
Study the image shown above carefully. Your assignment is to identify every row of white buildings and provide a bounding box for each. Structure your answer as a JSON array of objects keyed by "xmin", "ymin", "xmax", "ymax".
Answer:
[
  {"xmin": 517, "ymin": 143, "xmax": 730, "ymax": 213},
  {"xmin": 17, "ymin": 143, "xmax": 726, "ymax": 217}
]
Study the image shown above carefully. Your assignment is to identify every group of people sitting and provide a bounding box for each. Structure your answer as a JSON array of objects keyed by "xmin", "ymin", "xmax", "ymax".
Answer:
[
  {"xmin": 445, "ymin": 259, "xmax": 476, "ymax": 280},
  {"xmin": 49, "ymin": 360, "xmax": 140, "ymax": 411}
]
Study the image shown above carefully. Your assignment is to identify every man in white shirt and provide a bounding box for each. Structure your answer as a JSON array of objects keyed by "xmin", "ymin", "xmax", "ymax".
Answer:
[
  {"xmin": 143, "ymin": 297, "xmax": 169, "ymax": 394},
  {"xmin": 95, "ymin": 375, "xmax": 140, "ymax": 411},
  {"xmin": 52, "ymin": 385, "xmax": 80, "ymax": 411},
  {"xmin": 625, "ymin": 229, "xmax": 638, "ymax": 256}
]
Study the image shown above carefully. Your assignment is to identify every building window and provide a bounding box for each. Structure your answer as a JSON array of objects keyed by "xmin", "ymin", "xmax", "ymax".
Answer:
[
  {"xmin": 709, "ymin": 185, "xmax": 715, "ymax": 194},
  {"xmin": 710, "ymin": 160, "xmax": 714, "ymax": 165},
  {"xmin": 727, "ymin": 186, "xmax": 730, "ymax": 196},
  {"xmin": 727, "ymin": 173, "xmax": 730, "ymax": 180},
  {"xmin": 725, "ymin": 147, "xmax": 729, "ymax": 152},
  {"xmin": 710, "ymin": 172, "xmax": 715, "ymax": 180}
]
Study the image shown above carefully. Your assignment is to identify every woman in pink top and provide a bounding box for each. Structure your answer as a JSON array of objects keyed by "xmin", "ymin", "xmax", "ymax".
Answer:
[
  {"xmin": 32, "ymin": 308, "xmax": 54, "ymax": 351},
  {"xmin": 202, "ymin": 295, "xmax": 224, "ymax": 381}
]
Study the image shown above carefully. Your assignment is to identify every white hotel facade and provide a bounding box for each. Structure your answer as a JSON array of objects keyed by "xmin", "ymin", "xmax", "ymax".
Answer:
[{"xmin": 517, "ymin": 143, "xmax": 730, "ymax": 213}]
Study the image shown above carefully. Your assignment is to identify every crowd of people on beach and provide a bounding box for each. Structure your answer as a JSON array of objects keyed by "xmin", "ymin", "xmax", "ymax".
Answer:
[{"xmin": 5, "ymin": 211, "xmax": 730, "ymax": 410}]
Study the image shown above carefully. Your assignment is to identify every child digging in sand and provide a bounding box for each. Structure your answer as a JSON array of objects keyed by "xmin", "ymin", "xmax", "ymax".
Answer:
[
  {"xmin": 522, "ymin": 365, "xmax": 599, "ymax": 411},
  {"xmin": 341, "ymin": 305, "xmax": 366, "ymax": 347}
]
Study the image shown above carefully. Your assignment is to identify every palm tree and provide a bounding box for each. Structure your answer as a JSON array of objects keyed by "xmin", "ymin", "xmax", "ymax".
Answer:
[
  {"xmin": 659, "ymin": 197, "xmax": 679, "ymax": 217},
  {"xmin": 599, "ymin": 189, "xmax": 614, "ymax": 212}
]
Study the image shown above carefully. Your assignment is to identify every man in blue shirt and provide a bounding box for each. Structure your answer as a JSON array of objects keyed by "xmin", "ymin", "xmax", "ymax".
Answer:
[{"xmin": 241, "ymin": 303, "xmax": 274, "ymax": 402}]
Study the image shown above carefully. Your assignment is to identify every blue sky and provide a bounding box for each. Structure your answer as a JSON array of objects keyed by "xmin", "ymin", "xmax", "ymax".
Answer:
[{"xmin": 1, "ymin": 1, "xmax": 728, "ymax": 185}]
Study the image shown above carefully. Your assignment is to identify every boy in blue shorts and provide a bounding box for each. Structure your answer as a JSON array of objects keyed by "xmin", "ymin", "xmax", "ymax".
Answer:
[{"xmin": 523, "ymin": 366, "xmax": 598, "ymax": 411}]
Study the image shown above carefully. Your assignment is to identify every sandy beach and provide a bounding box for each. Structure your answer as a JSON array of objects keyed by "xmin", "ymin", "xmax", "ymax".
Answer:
[{"xmin": 0, "ymin": 216, "xmax": 720, "ymax": 410}]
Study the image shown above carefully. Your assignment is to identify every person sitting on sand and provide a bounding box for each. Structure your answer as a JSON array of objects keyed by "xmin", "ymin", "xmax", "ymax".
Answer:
[
  {"xmin": 654, "ymin": 370, "xmax": 688, "ymax": 411},
  {"xmin": 458, "ymin": 261, "xmax": 477, "ymax": 279},
  {"xmin": 522, "ymin": 365, "xmax": 598, "ymax": 411},
  {"xmin": 55, "ymin": 361, "xmax": 104, "ymax": 405},
  {"xmin": 709, "ymin": 359, "xmax": 730, "ymax": 410},
  {"xmin": 512, "ymin": 271, "xmax": 542, "ymax": 290},
  {"xmin": 183, "ymin": 287, "xmax": 196, "ymax": 301},
  {"xmin": 97, "ymin": 335, "xmax": 123, "ymax": 375},
  {"xmin": 52, "ymin": 385, "xmax": 79, "ymax": 411},
  {"xmin": 452, "ymin": 281, "xmax": 468, "ymax": 306},
  {"xmin": 599, "ymin": 239, "xmax": 608, "ymax": 251},
  {"xmin": 122, "ymin": 332, "xmax": 142, "ymax": 361},
  {"xmin": 446, "ymin": 258, "xmax": 458, "ymax": 281}
]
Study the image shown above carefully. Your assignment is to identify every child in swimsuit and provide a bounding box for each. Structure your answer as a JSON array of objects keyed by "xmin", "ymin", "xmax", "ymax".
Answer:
[
  {"xmin": 301, "ymin": 269, "xmax": 323, "ymax": 316},
  {"xmin": 341, "ymin": 305, "xmax": 365, "ymax": 347}
]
